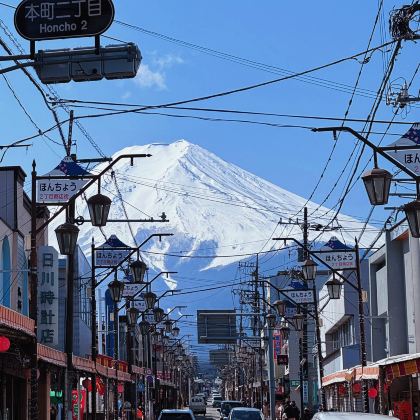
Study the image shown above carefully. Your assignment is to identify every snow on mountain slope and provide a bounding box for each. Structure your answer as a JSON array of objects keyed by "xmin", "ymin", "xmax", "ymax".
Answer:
[{"xmin": 53, "ymin": 140, "xmax": 379, "ymax": 284}]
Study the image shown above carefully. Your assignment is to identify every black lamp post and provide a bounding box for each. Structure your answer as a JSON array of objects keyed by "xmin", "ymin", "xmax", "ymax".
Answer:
[
  {"xmin": 87, "ymin": 193, "xmax": 112, "ymax": 227},
  {"xmin": 131, "ymin": 259, "xmax": 148, "ymax": 283},
  {"xmin": 302, "ymin": 259, "xmax": 317, "ymax": 281},
  {"xmin": 361, "ymin": 167, "xmax": 393, "ymax": 205},
  {"xmin": 144, "ymin": 291, "xmax": 157, "ymax": 310},
  {"xmin": 55, "ymin": 222, "xmax": 79, "ymax": 255},
  {"xmin": 127, "ymin": 307, "xmax": 140, "ymax": 327},
  {"xmin": 139, "ymin": 320, "xmax": 150, "ymax": 337},
  {"xmin": 326, "ymin": 277, "xmax": 343, "ymax": 300},
  {"xmin": 273, "ymin": 299, "xmax": 286, "ymax": 317},
  {"xmin": 153, "ymin": 307, "xmax": 165, "ymax": 323},
  {"xmin": 403, "ymin": 199, "xmax": 420, "ymax": 238},
  {"xmin": 162, "ymin": 335, "xmax": 170, "ymax": 346},
  {"xmin": 108, "ymin": 277, "xmax": 124, "ymax": 420}
]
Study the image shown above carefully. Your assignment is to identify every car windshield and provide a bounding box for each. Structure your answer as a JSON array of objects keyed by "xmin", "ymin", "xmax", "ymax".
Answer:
[
  {"xmin": 160, "ymin": 413, "xmax": 193, "ymax": 420},
  {"xmin": 231, "ymin": 411, "xmax": 261, "ymax": 420},
  {"xmin": 214, "ymin": 397, "xmax": 222, "ymax": 400},
  {"xmin": 222, "ymin": 402, "xmax": 243, "ymax": 413}
]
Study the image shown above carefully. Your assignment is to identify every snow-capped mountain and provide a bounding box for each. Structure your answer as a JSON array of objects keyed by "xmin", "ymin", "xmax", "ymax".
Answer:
[{"xmin": 59, "ymin": 139, "xmax": 379, "ymax": 287}]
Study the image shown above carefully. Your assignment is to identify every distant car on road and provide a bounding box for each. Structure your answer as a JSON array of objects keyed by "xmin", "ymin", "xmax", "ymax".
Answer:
[
  {"xmin": 158, "ymin": 409, "xmax": 196, "ymax": 420},
  {"xmin": 219, "ymin": 401, "xmax": 244, "ymax": 420},
  {"xmin": 228, "ymin": 408, "xmax": 264, "ymax": 420},
  {"xmin": 189, "ymin": 396, "xmax": 206, "ymax": 415},
  {"xmin": 312, "ymin": 413, "xmax": 394, "ymax": 420},
  {"xmin": 213, "ymin": 396, "xmax": 223, "ymax": 408}
]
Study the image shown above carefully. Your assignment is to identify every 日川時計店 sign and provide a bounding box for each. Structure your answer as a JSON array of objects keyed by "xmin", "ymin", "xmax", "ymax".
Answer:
[{"xmin": 14, "ymin": 0, "xmax": 115, "ymax": 41}]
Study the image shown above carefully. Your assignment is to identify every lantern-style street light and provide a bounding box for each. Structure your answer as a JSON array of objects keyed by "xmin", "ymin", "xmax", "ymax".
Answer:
[
  {"xmin": 293, "ymin": 314, "xmax": 304, "ymax": 331},
  {"xmin": 108, "ymin": 278, "xmax": 125, "ymax": 303},
  {"xmin": 280, "ymin": 324, "xmax": 291, "ymax": 341},
  {"xmin": 403, "ymin": 199, "xmax": 420, "ymax": 238},
  {"xmin": 139, "ymin": 320, "xmax": 150, "ymax": 336},
  {"xmin": 153, "ymin": 307, "xmax": 165, "ymax": 323},
  {"xmin": 164, "ymin": 319, "xmax": 173, "ymax": 333},
  {"xmin": 162, "ymin": 335, "xmax": 170, "ymax": 345},
  {"xmin": 172, "ymin": 325, "xmax": 180, "ymax": 337},
  {"xmin": 302, "ymin": 259, "xmax": 317, "ymax": 281},
  {"xmin": 130, "ymin": 259, "xmax": 148, "ymax": 283},
  {"xmin": 266, "ymin": 314, "xmax": 276, "ymax": 329},
  {"xmin": 361, "ymin": 167, "xmax": 392, "ymax": 206},
  {"xmin": 87, "ymin": 193, "xmax": 112, "ymax": 227},
  {"xmin": 326, "ymin": 276, "xmax": 343, "ymax": 300},
  {"xmin": 273, "ymin": 299, "xmax": 286, "ymax": 317},
  {"xmin": 55, "ymin": 222, "xmax": 79, "ymax": 255},
  {"xmin": 144, "ymin": 291, "xmax": 157, "ymax": 310},
  {"xmin": 127, "ymin": 307, "xmax": 139, "ymax": 326}
]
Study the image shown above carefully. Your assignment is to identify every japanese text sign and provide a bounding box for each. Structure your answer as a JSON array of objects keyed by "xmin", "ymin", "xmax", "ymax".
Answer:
[
  {"xmin": 122, "ymin": 283, "xmax": 144, "ymax": 298},
  {"xmin": 15, "ymin": 0, "xmax": 115, "ymax": 41},
  {"xmin": 95, "ymin": 248, "xmax": 130, "ymax": 267},
  {"xmin": 283, "ymin": 289, "xmax": 314, "ymax": 304},
  {"xmin": 386, "ymin": 149, "xmax": 420, "ymax": 177},
  {"xmin": 313, "ymin": 250, "xmax": 356, "ymax": 270},
  {"xmin": 37, "ymin": 246, "xmax": 59, "ymax": 346}
]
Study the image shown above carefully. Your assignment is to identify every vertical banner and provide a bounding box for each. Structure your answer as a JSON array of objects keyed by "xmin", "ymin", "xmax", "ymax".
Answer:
[{"xmin": 72, "ymin": 390, "xmax": 86, "ymax": 420}]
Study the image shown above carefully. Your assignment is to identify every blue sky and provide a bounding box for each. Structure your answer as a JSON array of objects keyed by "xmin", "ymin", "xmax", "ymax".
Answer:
[{"xmin": 0, "ymin": 0, "xmax": 418, "ymax": 225}]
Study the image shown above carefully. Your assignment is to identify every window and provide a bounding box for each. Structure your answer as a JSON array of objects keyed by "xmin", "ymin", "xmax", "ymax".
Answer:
[
  {"xmin": 43, "ymin": 253, "xmax": 54, "ymax": 267},
  {"xmin": 326, "ymin": 318, "xmax": 354, "ymax": 353}
]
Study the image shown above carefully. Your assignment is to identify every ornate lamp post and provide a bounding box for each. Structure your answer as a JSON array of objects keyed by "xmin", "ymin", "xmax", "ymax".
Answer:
[
  {"xmin": 55, "ymin": 222, "xmax": 79, "ymax": 255},
  {"xmin": 108, "ymin": 277, "xmax": 125, "ymax": 420},
  {"xmin": 326, "ymin": 276, "xmax": 343, "ymax": 300},
  {"xmin": 301, "ymin": 258, "xmax": 317, "ymax": 281},
  {"xmin": 87, "ymin": 192, "xmax": 112, "ymax": 227},
  {"xmin": 131, "ymin": 259, "xmax": 148, "ymax": 283}
]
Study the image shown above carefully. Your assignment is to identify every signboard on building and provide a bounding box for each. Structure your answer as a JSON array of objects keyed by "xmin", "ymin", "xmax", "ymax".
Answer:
[
  {"xmin": 303, "ymin": 380, "xmax": 309, "ymax": 404},
  {"xmin": 15, "ymin": 0, "xmax": 115, "ymax": 41},
  {"xmin": 277, "ymin": 354, "xmax": 289, "ymax": 365},
  {"xmin": 37, "ymin": 246, "xmax": 59, "ymax": 347},
  {"xmin": 37, "ymin": 156, "xmax": 90, "ymax": 204},
  {"xmin": 71, "ymin": 389, "xmax": 86, "ymax": 420},
  {"xmin": 132, "ymin": 295, "xmax": 146, "ymax": 312},
  {"xmin": 313, "ymin": 236, "xmax": 356, "ymax": 270},
  {"xmin": 273, "ymin": 330, "xmax": 282, "ymax": 357},
  {"xmin": 94, "ymin": 235, "xmax": 131, "ymax": 267},
  {"xmin": 144, "ymin": 310, "xmax": 155, "ymax": 324},
  {"xmin": 282, "ymin": 290, "xmax": 314, "ymax": 304}
]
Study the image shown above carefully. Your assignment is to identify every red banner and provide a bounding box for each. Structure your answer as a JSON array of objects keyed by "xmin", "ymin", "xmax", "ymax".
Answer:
[{"xmin": 72, "ymin": 390, "xmax": 86, "ymax": 420}]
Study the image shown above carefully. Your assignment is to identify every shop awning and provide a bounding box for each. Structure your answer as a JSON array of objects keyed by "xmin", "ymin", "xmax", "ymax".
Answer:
[
  {"xmin": 0, "ymin": 306, "xmax": 35, "ymax": 337},
  {"xmin": 73, "ymin": 355, "xmax": 95, "ymax": 373},
  {"xmin": 37, "ymin": 344, "xmax": 66, "ymax": 368},
  {"xmin": 376, "ymin": 352, "xmax": 420, "ymax": 382},
  {"xmin": 322, "ymin": 364, "xmax": 379, "ymax": 387}
]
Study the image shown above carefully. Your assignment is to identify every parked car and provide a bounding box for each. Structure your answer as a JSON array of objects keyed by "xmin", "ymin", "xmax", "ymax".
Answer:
[
  {"xmin": 189, "ymin": 396, "xmax": 207, "ymax": 415},
  {"xmin": 213, "ymin": 396, "xmax": 223, "ymax": 408},
  {"xmin": 228, "ymin": 407, "xmax": 264, "ymax": 420},
  {"xmin": 158, "ymin": 409, "xmax": 196, "ymax": 420},
  {"xmin": 313, "ymin": 413, "xmax": 395, "ymax": 420},
  {"xmin": 219, "ymin": 401, "xmax": 244, "ymax": 420}
]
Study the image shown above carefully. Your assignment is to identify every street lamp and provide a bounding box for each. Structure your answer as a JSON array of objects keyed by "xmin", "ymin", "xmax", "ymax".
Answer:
[
  {"xmin": 293, "ymin": 314, "xmax": 304, "ymax": 331},
  {"xmin": 162, "ymin": 335, "xmax": 170, "ymax": 345},
  {"xmin": 172, "ymin": 326, "xmax": 180, "ymax": 337},
  {"xmin": 130, "ymin": 259, "xmax": 148, "ymax": 283},
  {"xmin": 108, "ymin": 279, "xmax": 125, "ymax": 303},
  {"xmin": 266, "ymin": 314, "xmax": 276, "ymax": 329},
  {"xmin": 87, "ymin": 193, "xmax": 112, "ymax": 227},
  {"xmin": 326, "ymin": 276, "xmax": 343, "ymax": 300},
  {"xmin": 164, "ymin": 320, "xmax": 173, "ymax": 333},
  {"xmin": 144, "ymin": 291, "xmax": 157, "ymax": 310},
  {"xmin": 280, "ymin": 324, "xmax": 290, "ymax": 341},
  {"xmin": 55, "ymin": 222, "xmax": 79, "ymax": 255},
  {"xmin": 403, "ymin": 199, "xmax": 420, "ymax": 238},
  {"xmin": 361, "ymin": 167, "xmax": 392, "ymax": 205},
  {"xmin": 154, "ymin": 307, "xmax": 165, "ymax": 323},
  {"xmin": 127, "ymin": 307, "xmax": 139, "ymax": 326},
  {"xmin": 302, "ymin": 259, "xmax": 317, "ymax": 281},
  {"xmin": 273, "ymin": 299, "xmax": 286, "ymax": 317},
  {"xmin": 139, "ymin": 320, "xmax": 150, "ymax": 336}
]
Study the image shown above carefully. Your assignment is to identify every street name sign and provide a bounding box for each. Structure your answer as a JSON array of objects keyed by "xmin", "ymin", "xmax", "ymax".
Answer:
[
  {"xmin": 132, "ymin": 297, "xmax": 146, "ymax": 312},
  {"xmin": 122, "ymin": 283, "xmax": 144, "ymax": 299},
  {"xmin": 94, "ymin": 235, "xmax": 132, "ymax": 267},
  {"xmin": 37, "ymin": 156, "xmax": 90, "ymax": 204},
  {"xmin": 15, "ymin": 0, "xmax": 115, "ymax": 41},
  {"xmin": 282, "ymin": 290, "xmax": 314, "ymax": 304},
  {"xmin": 313, "ymin": 236, "xmax": 356, "ymax": 270}
]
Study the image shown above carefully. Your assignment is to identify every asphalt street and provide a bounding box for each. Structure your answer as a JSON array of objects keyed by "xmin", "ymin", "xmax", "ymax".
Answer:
[{"xmin": 195, "ymin": 405, "xmax": 220, "ymax": 420}]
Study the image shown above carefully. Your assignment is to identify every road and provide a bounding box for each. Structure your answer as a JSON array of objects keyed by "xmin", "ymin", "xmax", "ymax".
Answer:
[{"xmin": 196, "ymin": 405, "xmax": 220, "ymax": 420}]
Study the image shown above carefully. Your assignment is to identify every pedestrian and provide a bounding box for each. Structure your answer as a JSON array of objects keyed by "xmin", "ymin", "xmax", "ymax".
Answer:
[
  {"xmin": 302, "ymin": 407, "xmax": 313, "ymax": 420},
  {"xmin": 136, "ymin": 405, "xmax": 144, "ymax": 419},
  {"xmin": 290, "ymin": 401, "xmax": 300, "ymax": 420},
  {"xmin": 284, "ymin": 400, "xmax": 299, "ymax": 420},
  {"xmin": 263, "ymin": 400, "xmax": 270, "ymax": 419},
  {"xmin": 276, "ymin": 401, "xmax": 284, "ymax": 420}
]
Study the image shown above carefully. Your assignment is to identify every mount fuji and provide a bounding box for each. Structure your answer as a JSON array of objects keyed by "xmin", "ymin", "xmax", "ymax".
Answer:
[{"xmin": 49, "ymin": 140, "xmax": 380, "ymax": 328}]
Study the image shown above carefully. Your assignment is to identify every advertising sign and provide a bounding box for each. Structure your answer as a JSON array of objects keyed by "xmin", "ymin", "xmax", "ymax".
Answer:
[
  {"xmin": 277, "ymin": 354, "xmax": 289, "ymax": 365},
  {"xmin": 273, "ymin": 330, "xmax": 282, "ymax": 357},
  {"xmin": 282, "ymin": 290, "xmax": 314, "ymax": 304},
  {"xmin": 15, "ymin": 0, "xmax": 115, "ymax": 41},
  {"xmin": 37, "ymin": 156, "xmax": 90, "ymax": 204},
  {"xmin": 303, "ymin": 381, "xmax": 308, "ymax": 404},
  {"xmin": 37, "ymin": 246, "xmax": 59, "ymax": 346},
  {"xmin": 71, "ymin": 390, "xmax": 86, "ymax": 420}
]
